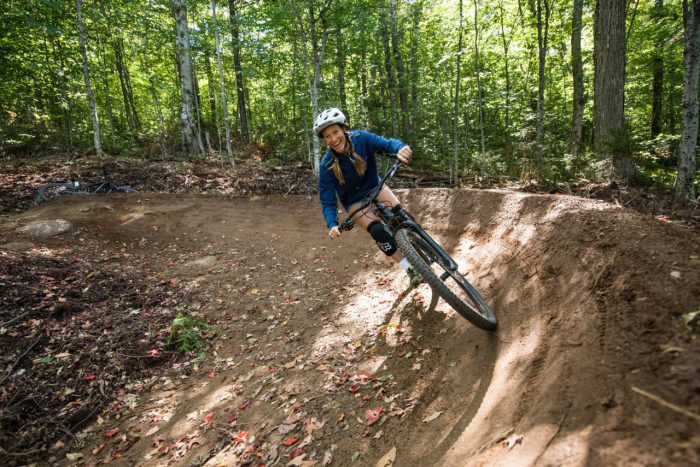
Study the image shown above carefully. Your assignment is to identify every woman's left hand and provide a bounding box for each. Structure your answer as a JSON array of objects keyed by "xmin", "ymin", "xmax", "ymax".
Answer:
[{"xmin": 397, "ymin": 146, "xmax": 412, "ymax": 164}]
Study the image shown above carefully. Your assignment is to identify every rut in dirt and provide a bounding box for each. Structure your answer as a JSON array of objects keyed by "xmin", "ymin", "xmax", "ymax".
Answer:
[{"xmin": 2, "ymin": 189, "xmax": 699, "ymax": 466}]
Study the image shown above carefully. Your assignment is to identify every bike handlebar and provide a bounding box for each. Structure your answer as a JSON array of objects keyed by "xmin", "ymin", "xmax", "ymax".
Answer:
[{"xmin": 337, "ymin": 157, "xmax": 405, "ymax": 232}]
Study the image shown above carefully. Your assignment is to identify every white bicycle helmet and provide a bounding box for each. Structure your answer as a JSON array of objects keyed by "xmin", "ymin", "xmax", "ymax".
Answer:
[{"xmin": 313, "ymin": 108, "xmax": 348, "ymax": 138}]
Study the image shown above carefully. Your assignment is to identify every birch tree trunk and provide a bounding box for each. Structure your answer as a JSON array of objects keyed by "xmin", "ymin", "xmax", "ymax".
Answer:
[
  {"xmin": 211, "ymin": 0, "xmax": 234, "ymax": 166},
  {"xmin": 228, "ymin": 0, "xmax": 250, "ymax": 143},
  {"xmin": 391, "ymin": 0, "xmax": 408, "ymax": 136},
  {"xmin": 571, "ymin": 0, "xmax": 584, "ymax": 166},
  {"xmin": 535, "ymin": 0, "xmax": 551, "ymax": 184},
  {"xmin": 594, "ymin": 0, "xmax": 635, "ymax": 182},
  {"xmin": 474, "ymin": 0, "xmax": 486, "ymax": 157},
  {"xmin": 76, "ymin": 0, "xmax": 103, "ymax": 157},
  {"xmin": 337, "ymin": 28, "xmax": 347, "ymax": 112},
  {"xmin": 452, "ymin": 0, "xmax": 463, "ymax": 184},
  {"xmin": 651, "ymin": 0, "xmax": 664, "ymax": 137},
  {"xmin": 498, "ymin": 0, "xmax": 512, "ymax": 138},
  {"xmin": 410, "ymin": 1, "xmax": 422, "ymax": 128},
  {"xmin": 380, "ymin": 6, "xmax": 398, "ymax": 136},
  {"xmin": 174, "ymin": 0, "xmax": 203, "ymax": 154},
  {"xmin": 676, "ymin": 0, "xmax": 700, "ymax": 201}
]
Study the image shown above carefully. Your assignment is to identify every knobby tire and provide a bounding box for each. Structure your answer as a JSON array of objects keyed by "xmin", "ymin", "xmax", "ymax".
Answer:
[
  {"xmin": 37, "ymin": 182, "xmax": 79, "ymax": 202},
  {"xmin": 394, "ymin": 228, "xmax": 497, "ymax": 331}
]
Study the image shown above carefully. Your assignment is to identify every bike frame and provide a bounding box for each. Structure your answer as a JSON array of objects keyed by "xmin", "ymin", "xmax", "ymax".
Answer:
[{"xmin": 340, "ymin": 159, "xmax": 459, "ymax": 274}]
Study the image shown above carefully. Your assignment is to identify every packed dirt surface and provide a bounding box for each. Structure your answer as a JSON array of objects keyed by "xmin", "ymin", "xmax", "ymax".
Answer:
[{"xmin": 2, "ymin": 188, "xmax": 699, "ymax": 466}]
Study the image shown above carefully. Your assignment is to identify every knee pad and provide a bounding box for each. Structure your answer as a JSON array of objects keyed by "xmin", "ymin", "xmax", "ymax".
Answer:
[{"xmin": 368, "ymin": 221, "xmax": 398, "ymax": 256}]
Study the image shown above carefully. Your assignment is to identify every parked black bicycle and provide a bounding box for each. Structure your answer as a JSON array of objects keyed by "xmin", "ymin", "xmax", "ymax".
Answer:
[
  {"xmin": 37, "ymin": 166, "xmax": 135, "ymax": 202},
  {"xmin": 338, "ymin": 158, "xmax": 497, "ymax": 331}
]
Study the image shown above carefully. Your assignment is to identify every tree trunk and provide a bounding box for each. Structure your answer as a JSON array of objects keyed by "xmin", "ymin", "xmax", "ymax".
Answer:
[
  {"xmin": 651, "ymin": 0, "xmax": 664, "ymax": 137},
  {"xmin": 474, "ymin": 0, "xmax": 486, "ymax": 158},
  {"xmin": 535, "ymin": 0, "xmax": 550, "ymax": 184},
  {"xmin": 337, "ymin": 28, "xmax": 347, "ymax": 112},
  {"xmin": 228, "ymin": 0, "xmax": 250, "ymax": 143},
  {"xmin": 410, "ymin": 1, "xmax": 422, "ymax": 128},
  {"xmin": 174, "ymin": 0, "xmax": 203, "ymax": 154},
  {"xmin": 499, "ymin": 0, "xmax": 512, "ymax": 139},
  {"xmin": 391, "ymin": 0, "xmax": 408, "ymax": 136},
  {"xmin": 571, "ymin": 0, "xmax": 585, "ymax": 166},
  {"xmin": 76, "ymin": 0, "xmax": 103, "ymax": 157},
  {"xmin": 594, "ymin": 0, "xmax": 635, "ymax": 182},
  {"xmin": 677, "ymin": 0, "xmax": 700, "ymax": 201},
  {"xmin": 212, "ymin": 0, "xmax": 234, "ymax": 166},
  {"xmin": 452, "ymin": 0, "xmax": 463, "ymax": 184},
  {"xmin": 380, "ymin": 6, "xmax": 398, "ymax": 136}
]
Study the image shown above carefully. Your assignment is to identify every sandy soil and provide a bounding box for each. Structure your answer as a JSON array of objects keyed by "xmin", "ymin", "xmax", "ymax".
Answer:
[{"xmin": 1, "ymin": 188, "xmax": 699, "ymax": 466}]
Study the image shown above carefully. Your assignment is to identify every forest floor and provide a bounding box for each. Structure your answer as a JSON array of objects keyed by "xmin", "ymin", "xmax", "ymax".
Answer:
[{"xmin": 1, "ymin": 155, "xmax": 699, "ymax": 466}]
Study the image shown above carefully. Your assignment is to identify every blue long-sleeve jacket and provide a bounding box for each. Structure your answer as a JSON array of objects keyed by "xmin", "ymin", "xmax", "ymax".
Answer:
[{"xmin": 318, "ymin": 130, "xmax": 407, "ymax": 229}]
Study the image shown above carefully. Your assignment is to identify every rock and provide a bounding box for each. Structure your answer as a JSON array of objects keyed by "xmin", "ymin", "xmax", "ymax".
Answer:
[{"xmin": 17, "ymin": 219, "xmax": 72, "ymax": 238}]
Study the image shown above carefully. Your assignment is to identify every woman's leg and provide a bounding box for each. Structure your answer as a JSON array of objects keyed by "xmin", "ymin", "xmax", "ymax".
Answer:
[{"xmin": 347, "ymin": 187, "xmax": 405, "ymax": 264}]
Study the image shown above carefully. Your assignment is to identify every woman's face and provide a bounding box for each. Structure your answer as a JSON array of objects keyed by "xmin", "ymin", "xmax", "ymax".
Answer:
[{"xmin": 321, "ymin": 124, "xmax": 347, "ymax": 153}]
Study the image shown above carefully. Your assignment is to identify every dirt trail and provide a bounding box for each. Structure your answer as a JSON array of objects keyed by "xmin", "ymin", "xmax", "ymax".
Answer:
[{"xmin": 2, "ymin": 189, "xmax": 699, "ymax": 466}]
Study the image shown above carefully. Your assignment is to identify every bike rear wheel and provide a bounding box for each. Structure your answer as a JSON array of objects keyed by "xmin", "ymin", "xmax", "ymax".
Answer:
[
  {"xmin": 395, "ymin": 228, "xmax": 497, "ymax": 331},
  {"xmin": 37, "ymin": 182, "xmax": 80, "ymax": 202},
  {"xmin": 107, "ymin": 186, "xmax": 136, "ymax": 193}
]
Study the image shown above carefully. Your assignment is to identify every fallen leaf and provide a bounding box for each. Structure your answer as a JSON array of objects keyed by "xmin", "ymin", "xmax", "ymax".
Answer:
[
  {"xmin": 375, "ymin": 446, "xmax": 396, "ymax": 467},
  {"xmin": 322, "ymin": 451, "xmax": 333, "ymax": 465},
  {"xmin": 304, "ymin": 417, "xmax": 325, "ymax": 434},
  {"xmin": 373, "ymin": 430, "xmax": 384, "ymax": 440},
  {"xmin": 422, "ymin": 411, "xmax": 443, "ymax": 423},
  {"xmin": 234, "ymin": 431, "xmax": 249, "ymax": 444},
  {"xmin": 503, "ymin": 434, "xmax": 523, "ymax": 450},
  {"xmin": 66, "ymin": 452, "xmax": 84, "ymax": 461},
  {"xmin": 170, "ymin": 278, "xmax": 178, "ymax": 287},
  {"xmin": 287, "ymin": 453, "xmax": 307, "ymax": 466},
  {"xmin": 51, "ymin": 440, "xmax": 66, "ymax": 450},
  {"xmin": 298, "ymin": 434, "xmax": 313, "ymax": 449},
  {"xmin": 203, "ymin": 412, "xmax": 214, "ymax": 424},
  {"xmin": 84, "ymin": 373, "xmax": 97, "ymax": 380},
  {"xmin": 103, "ymin": 427, "xmax": 120, "ymax": 438},
  {"xmin": 145, "ymin": 426, "xmax": 159, "ymax": 437},
  {"xmin": 239, "ymin": 400, "xmax": 250, "ymax": 410},
  {"xmin": 365, "ymin": 407, "xmax": 383, "ymax": 426},
  {"xmin": 278, "ymin": 422, "xmax": 297, "ymax": 434},
  {"xmin": 283, "ymin": 436, "xmax": 299, "ymax": 446},
  {"xmin": 148, "ymin": 348, "xmax": 161, "ymax": 356}
]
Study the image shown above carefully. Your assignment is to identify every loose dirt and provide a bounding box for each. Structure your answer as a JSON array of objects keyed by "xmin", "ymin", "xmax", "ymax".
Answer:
[{"xmin": 1, "ymin": 184, "xmax": 699, "ymax": 466}]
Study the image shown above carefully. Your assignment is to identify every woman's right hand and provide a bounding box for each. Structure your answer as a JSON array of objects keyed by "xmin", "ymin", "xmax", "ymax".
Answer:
[{"xmin": 329, "ymin": 226, "xmax": 341, "ymax": 239}]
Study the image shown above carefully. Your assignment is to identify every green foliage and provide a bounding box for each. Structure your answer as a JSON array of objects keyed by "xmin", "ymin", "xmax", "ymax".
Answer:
[
  {"xmin": 166, "ymin": 312, "xmax": 217, "ymax": 358},
  {"xmin": 0, "ymin": 0, "xmax": 693, "ymax": 191}
]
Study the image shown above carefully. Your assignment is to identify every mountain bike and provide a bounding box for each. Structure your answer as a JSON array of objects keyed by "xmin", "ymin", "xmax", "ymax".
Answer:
[
  {"xmin": 338, "ymin": 158, "xmax": 497, "ymax": 331},
  {"xmin": 37, "ymin": 166, "xmax": 136, "ymax": 202}
]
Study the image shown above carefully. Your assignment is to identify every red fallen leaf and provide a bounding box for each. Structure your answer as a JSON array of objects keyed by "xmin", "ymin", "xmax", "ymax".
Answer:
[
  {"xmin": 113, "ymin": 452, "xmax": 123, "ymax": 459},
  {"xmin": 170, "ymin": 278, "xmax": 178, "ymax": 287},
  {"xmin": 283, "ymin": 436, "xmax": 299, "ymax": 446},
  {"xmin": 365, "ymin": 407, "xmax": 383, "ymax": 426},
  {"xmin": 209, "ymin": 371, "xmax": 217, "ymax": 378},
  {"xmin": 234, "ymin": 431, "xmax": 249, "ymax": 444},
  {"xmin": 244, "ymin": 443, "xmax": 257, "ymax": 454},
  {"xmin": 117, "ymin": 388, "xmax": 126, "ymax": 397},
  {"xmin": 226, "ymin": 414, "xmax": 239, "ymax": 424},
  {"xmin": 239, "ymin": 400, "xmax": 250, "ymax": 410},
  {"xmin": 289, "ymin": 446, "xmax": 305, "ymax": 459},
  {"xmin": 148, "ymin": 348, "xmax": 161, "ymax": 357},
  {"xmin": 268, "ymin": 366, "xmax": 276, "ymax": 373},
  {"xmin": 103, "ymin": 427, "xmax": 120, "ymax": 438},
  {"xmin": 84, "ymin": 373, "xmax": 97, "ymax": 380},
  {"xmin": 349, "ymin": 385, "xmax": 360, "ymax": 393},
  {"xmin": 203, "ymin": 412, "xmax": 214, "ymax": 424},
  {"xmin": 290, "ymin": 405, "xmax": 301, "ymax": 413}
]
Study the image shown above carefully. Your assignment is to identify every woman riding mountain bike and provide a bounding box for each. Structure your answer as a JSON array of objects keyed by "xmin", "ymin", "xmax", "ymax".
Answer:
[{"xmin": 315, "ymin": 107, "xmax": 421, "ymax": 286}]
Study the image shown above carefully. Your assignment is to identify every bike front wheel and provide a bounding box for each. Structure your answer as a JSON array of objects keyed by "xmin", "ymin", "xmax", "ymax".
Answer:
[
  {"xmin": 37, "ymin": 182, "xmax": 80, "ymax": 202},
  {"xmin": 394, "ymin": 228, "xmax": 497, "ymax": 331}
]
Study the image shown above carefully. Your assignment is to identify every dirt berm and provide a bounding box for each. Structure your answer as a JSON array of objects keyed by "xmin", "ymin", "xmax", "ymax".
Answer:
[{"xmin": 3, "ymin": 188, "xmax": 700, "ymax": 466}]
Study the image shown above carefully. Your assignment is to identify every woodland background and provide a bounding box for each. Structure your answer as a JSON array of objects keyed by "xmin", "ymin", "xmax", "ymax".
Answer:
[{"xmin": 1, "ymin": 0, "xmax": 699, "ymax": 201}]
